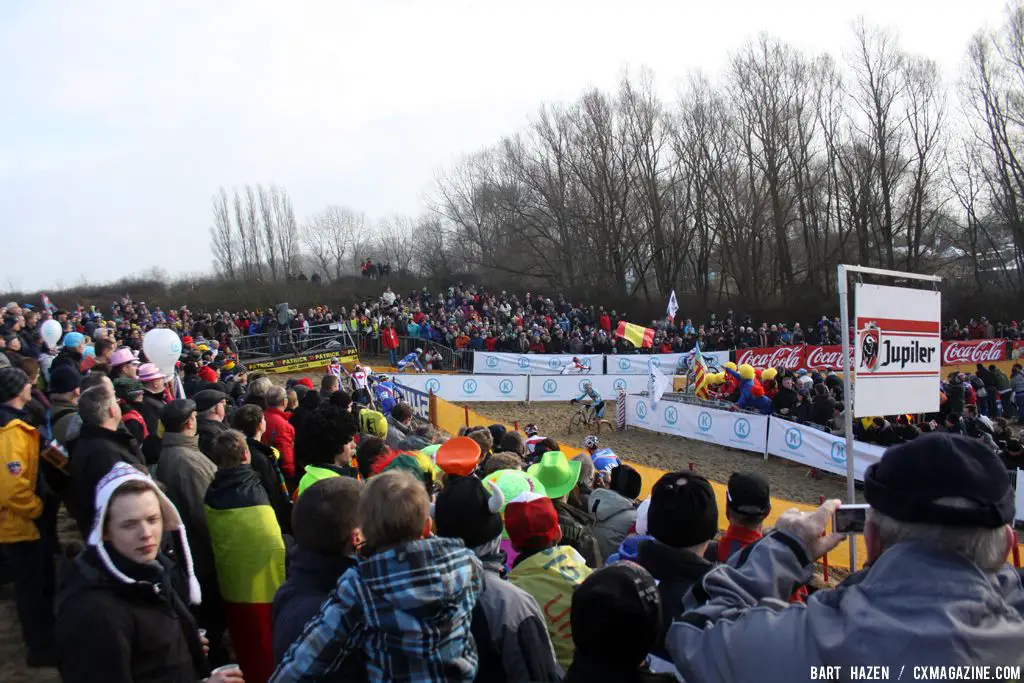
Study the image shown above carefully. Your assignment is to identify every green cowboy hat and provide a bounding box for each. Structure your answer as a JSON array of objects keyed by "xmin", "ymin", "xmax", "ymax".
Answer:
[{"xmin": 527, "ymin": 451, "xmax": 582, "ymax": 500}]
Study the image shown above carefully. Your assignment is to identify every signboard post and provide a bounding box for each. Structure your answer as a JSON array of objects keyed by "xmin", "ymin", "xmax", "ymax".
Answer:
[{"xmin": 837, "ymin": 265, "xmax": 941, "ymax": 568}]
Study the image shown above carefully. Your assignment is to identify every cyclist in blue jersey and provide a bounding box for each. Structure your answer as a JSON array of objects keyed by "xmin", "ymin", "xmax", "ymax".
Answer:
[
  {"xmin": 372, "ymin": 374, "xmax": 399, "ymax": 416},
  {"xmin": 396, "ymin": 348, "xmax": 425, "ymax": 373},
  {"xmin": 583, "ymin": 434, "xmax": 619, "ymax": 484},
  {"xmin": 571, "ymin": 381, "xmax": 605, "ymax": 420}
]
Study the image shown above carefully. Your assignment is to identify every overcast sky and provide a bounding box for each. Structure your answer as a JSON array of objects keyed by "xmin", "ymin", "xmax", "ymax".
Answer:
[{"xmin": 0, "ymin": 0, "xmax": 1008, "ymax": 292}]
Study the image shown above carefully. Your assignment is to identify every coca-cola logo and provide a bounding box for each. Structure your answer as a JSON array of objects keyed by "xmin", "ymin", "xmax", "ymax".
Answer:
[
  {"xmin": 737, "ymin": 346, "xmax": 804, "ymax": 369},
  {"xmin": 941, "ymin": 340, "xmax": 1007, "ymax": 365},
  {"xmin": 805, "ymin": 346, "xmax": 852, "ymax": 370}
]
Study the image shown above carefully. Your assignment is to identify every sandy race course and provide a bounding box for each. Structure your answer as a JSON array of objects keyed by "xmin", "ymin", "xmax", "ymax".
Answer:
[{"xmin": 463, "ymin": 400, "xmax": 859, "ymax": 506}]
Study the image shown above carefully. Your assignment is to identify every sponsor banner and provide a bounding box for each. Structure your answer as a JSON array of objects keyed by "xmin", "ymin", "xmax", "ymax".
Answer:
[
  {"xmin": 393, "ymin": 374, "xmax": 527, "ymax": 402},
  {"xmin": 941, "ymin": 339, "xmax": 1008, "ymax": 365},
  {"xmin": 766, "ymin": 419, "xmax": 885, "ymax": 481},
  {"xmin": 528, "ymin": 375, "xmax": 648, "ymax": 401},
  {"xmin": 803, "ymin": 345, "xmax": 853, "ymax": 371},
  {"xmin": 735, "ymin": 345, "xmax": 806, "ymax": 371},
  {"xmin": 854, "ymin": 283, "xmax": 941, "ymax": 417},
  {"xmin": 607, "ymin": 350, "xmax": 730, "ymax": 375},
  {"xmin": 394, "ymin": 383, "xmax": 431, "ymax": 422},
  {"xmin": 245, "ymin": 348, "xmax": 358, "ymax": 375},
  {"xmin": 624, "ymin": 394, "xmax": 769, "ymax": 454},
  {"xmin": 474, "ymin": 352, "xmax": 604, "ymax": 375}
]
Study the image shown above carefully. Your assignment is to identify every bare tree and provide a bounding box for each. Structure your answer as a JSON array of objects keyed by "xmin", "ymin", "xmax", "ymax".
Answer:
[
  {"xmin": 303, "ymin": 206, "xmax": 363, "ymax": 280},
  {"xmin": 258, "ymin": 184, "xmax": 281, "ymax": 281},
  {"xmin": 209, "ymin": 187, "xmax": 236, "ymax": 279},
  {"xmin": 375, "ymin": 214, "xmax": 418, "ymax": 273}
]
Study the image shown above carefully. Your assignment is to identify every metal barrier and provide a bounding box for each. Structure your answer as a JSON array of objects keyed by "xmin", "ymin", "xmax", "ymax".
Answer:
[{"xmin": 236, "ymin": 322, "xmax": 357, "ymax": 359}]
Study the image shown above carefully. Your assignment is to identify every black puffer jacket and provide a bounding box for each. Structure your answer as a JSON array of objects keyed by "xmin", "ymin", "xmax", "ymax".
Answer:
[
  {"xmin": 69, "ymin": 423, "xmax": 146, "ymax": 534},
  {"xmin": 55, "ymin": 547, "xmax": 209, "ymax": 683}
]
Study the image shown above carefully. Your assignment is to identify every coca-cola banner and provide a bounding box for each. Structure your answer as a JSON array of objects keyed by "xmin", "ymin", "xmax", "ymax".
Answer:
[
  {"xmin": 734, "ymin": 345, "xmax": 852, "ymax": 372},
  {"xmin": 803, "ymin": 345, "xmax": 853, "ymax": 371},
  {"xmin": 940, "ymin": 339, "xmax": 1008, "ymax": 366}
]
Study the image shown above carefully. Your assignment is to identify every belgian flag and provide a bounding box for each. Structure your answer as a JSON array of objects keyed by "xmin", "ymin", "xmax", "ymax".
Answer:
[{"xmin": 615, "ymin": 321, "xmax": 655, "ymax": 349}]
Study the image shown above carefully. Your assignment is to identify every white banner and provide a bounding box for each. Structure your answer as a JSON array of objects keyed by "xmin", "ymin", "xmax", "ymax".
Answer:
[
  {"xmin": 607, "ymin": 350, "xmax": 730, "ymax": 375},
  {"xmin": 528, "ymin": 375, "xmax": 649, "ymax": 401},
  {"xmin": 1016, "ymin": 469, "xmax": 1024, "ymax": 522},
  {"xmin": 474, "ymin": 352, "xmax": 605, "ymax": 375},
  {"xmin": 394, "ymin": 374, "xmax": 527, "ymax": 402},
  {"xmin": 624, "ymin": 395, "xmax": 769, "ymax": 454},
  {"xmin": 765, "ymin": 418, "xmax": 885, "ymax": 482},
  {"xmin": 854, "ymin": 283, "xmax": 941, "ymax": 417}
]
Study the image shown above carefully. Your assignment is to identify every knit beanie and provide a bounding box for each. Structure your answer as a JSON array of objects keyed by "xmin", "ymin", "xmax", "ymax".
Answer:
[
  {"xmin": 89, "ymin": 462, "xmax": 202, "ymax": 605},
  {"xmin": 647, "ymin": 471, "xmax": 719, "ymax": 549},
  {"xmin": 0, "ymin": 367, "xmax": 28, "ymax": 404},
  {"xmin": 434, "ymin": 476, "xmax": 505, "ymax": 548}
]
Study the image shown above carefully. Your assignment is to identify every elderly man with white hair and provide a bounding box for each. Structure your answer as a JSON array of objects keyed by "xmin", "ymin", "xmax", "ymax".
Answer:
[{"xmin": 666, "ymin": 433, "xmax": 1024, "ymax": 680}]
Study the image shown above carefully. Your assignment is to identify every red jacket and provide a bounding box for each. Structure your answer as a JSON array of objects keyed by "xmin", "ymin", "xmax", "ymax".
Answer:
[
  {"xmin": 262, "ymin": 407, "xmax": 296, "ymax": 480},
  {"xmin": 599, "ymin": 314, "xmax": 612, "ymax": 333},
  {"xmin": 382, "ymin": 327, "xmax": 399, "ymax": 350}
]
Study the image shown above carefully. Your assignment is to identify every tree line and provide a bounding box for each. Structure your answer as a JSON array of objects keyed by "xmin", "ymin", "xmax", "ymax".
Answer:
[{"xmin": 209, "ymin": 8, "xmax": 1024, "ymax": 317}]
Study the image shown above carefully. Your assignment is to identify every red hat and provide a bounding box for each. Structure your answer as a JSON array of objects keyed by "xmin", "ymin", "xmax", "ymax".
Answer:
[
  {"xmin": 182, "ymin": 336, "xmax": 194, "ymax": 345},
  {"xmin": 198, "ymin": 366, "xmax": 217, "ymax": 383},
  {"xmin": 504, "ymin": 492, "xmax": 561, "ymax": 551},
  {"xmin": 297, "ymin": 377, "xmax": 314, "ymax": 390}
]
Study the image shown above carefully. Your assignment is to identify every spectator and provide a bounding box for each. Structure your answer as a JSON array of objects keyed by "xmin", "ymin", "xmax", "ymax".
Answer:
[
  {"xmin": 319, "ymin": 374, "xmax": 339, "ymax": 401},
  {"xmin": 47, "ymin": 364, "xmax": 81, "ymax": 444},
  {"xmin": 292, "ymin": 404, "xmax": 359, "ymax": 497},
  {"xmin": 435, "ymin": 476, "xmax": 562, "ymax": 683},
  {"xmin": 263, "ymin": 385, "xmax": 297, "ymax": 485},
  {"xmin": 528, "ymin": 451, "xmax": 602, "ymax": 568},
  {"xmin": 385, "ymin": 401, "xmax": 415, "ymax": 449},
  {"xmin": 288, "ymin": 387, "xmax": 321, "ymax": 434},
  {"xmin": 499, "ymin": 430, "xmax": 529, "ymax": 462},
  {"xmin": 633, "ymin": 470, "xmax": 718, "ymax": 673},
  {"xmin": 70, "ymin": 382, "xmax": 146, "ymax": 534},
  {"xmin": 205, "ymin": 429, "xmax": 286, "ymax": 683},
  {"xmin": 480, "ymin": 451, "xmax": 524, "ymax": 477},
  {"xmin": 381, "ymin": 322, "xmax": 399, "ymax": 367},
  {"xmin": 271, "ymin": 470, "xmax": 484, "ymax": 682},
  {"xmin": 272, "ymin": 477, "xmax": 365, "ymax": 680},
  {"xmin": 667, "ymin": 433, "xmax": 1023, "ymax": 678},
  {"xmin": 54, "ymin": 463, "xmax": 245, "ymax": 683},
  {"xmin": 113, "ymin": 377, "xmax": 149, "ymax": 449},
  {"xmin": 152, "ymin": 398, "xmax": 225, "ymax": 665},
  {"xmin": 107, "ymin": 347, "xmax": 140, "ymax": 381},
  {"xmin": 0, "ymin": 366, "xmax": 55, "ymax": 667},
  {"xmin": 232, "ymin": 404, "xmax": 293, "ymax": 533},
  {"xmin": 771, "ymin": 374, "xmax": 799, "ymax": 416},
  {"xmin": 587, "ymin": 463, "xmax": 642, "ymax": 561},
  {"xmin": 355, "ymin": 436, "xmax": 392, "ymax": 480},
  {"xmin": 194, "ymin": 388, "xmax": 229, "ymax": 460},
  {"xmin": 135, "ymin": 362, "xmax": 168, "ymax": 436},
  {"xmin": 566, "ymin": 562, "xmax": 677, "ymax": 683},
  {"xmin": 50, "ymin": 331, "xmax": 85, "ymax": 377},
  {"xmin": 506, "ymin": 491, "xmax": 592, "ymax": 670}
]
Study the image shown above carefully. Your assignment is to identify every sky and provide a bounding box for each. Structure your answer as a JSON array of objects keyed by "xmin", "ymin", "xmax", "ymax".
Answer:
[{"xmin": 0, "ymin": 0, "xmax": 1009, "ymax": 292}]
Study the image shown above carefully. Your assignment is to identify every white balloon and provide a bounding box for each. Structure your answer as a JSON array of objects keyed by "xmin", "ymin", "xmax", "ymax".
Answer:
[
  {"xmin": 40, "ymin": 319, "xmax": 62, "ymax": 350},
  {"xmin": 143, "ymin": 328, "xmax": 183, "ymax": 376}
]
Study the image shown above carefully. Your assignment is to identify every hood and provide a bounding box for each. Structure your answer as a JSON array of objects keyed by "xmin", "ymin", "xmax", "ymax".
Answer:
[
  {"xmin": 553, "ymin": 498, "xmax": 595, "ymax": 526},
  {"xmin": 287, "ymin": 546, "xmax": 357, "ymax": 595},
  {"xmin": 0, "ymin": 404, "xmax": 29, "ymax": 430},
  {"xmin": 635, "ymin": 539, "xmax": 714, "ymax": 583},
  {"xmin": 205, "ymin": 465, "xmax": 266, "ymax": 510},
  {"xmin": 359, "ymin": 537, "xmax": 482, "ymax": 626},
  {"xmin": 588, "ymin": 488, "xmax": 635, "ymax": 524}
]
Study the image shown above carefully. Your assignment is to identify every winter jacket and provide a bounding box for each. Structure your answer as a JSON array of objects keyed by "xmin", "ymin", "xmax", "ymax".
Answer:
[
  {"xmin": 50, "ymin": 347, "xmax": 83, "ymax": 377},
  {"xmin": 382, "ymin": 327, "xmax": 399, "ymax": 350},
  {"xmin": 247, "ymin": 437, "xmax": 293, "ymax": 534},
  {"xmin": 705, "ymin": 524, "xmax": 808, "ymax": 604},
  {"xmin": 154, "ymin": 431, "xmax": 217, "ymax": 584},
  {"xmin": 771, "ymin": 386, "xmax": 799, "ymax": 415},
  {"xmin": 262, "ymin": 407, "xmax": 296, "ymax": 481},
  {"xmin": 471, "ymin": 550, "xmax": 562, "ymax": 683},
  {"xmin": 55, "ymin": 546, "xmax": 209, "ymax": 683},
  {"xmin": 70, "ymin": 423, "xmax": 146, "ymax": 534},
  {"xmin": 552, "ymin": 498, "xmax": 602, "ymax": 568},
  {"xmin": 633, "ymin": 539, "xmax": 715, "ymax": 663},
  {"xmin": 1011, "ymin": 372, "xmax": 1024, "ymax": 393},
  {"xmin": 49, "ymin": 398, "xmax": 78, "ymax": 445},
  {"xmin": 271, "ymin": 537, "xmax": 484, "ymax": 683},
  {"xmin": 385, "ymin": 415, "xmax": 414, "ymax": 449},
  {"xmin": 272, "ymin": 547, "xmax": 364, "ymax": 680},
  {"xmin": 667, "ymin": 534, "xmax": 1024, "ymax": 680},
  {"xmin": 945, "ymin": 380, "xmax": 965, "ymax": 415},
  {"xmin": 206, "ymin": 465, "xmax": 287, "ymax": 683},
  {"xmin": 196, "ymin": 417, "xmax": 228, "ymax": 461},
  {"xmin": 565, "ymin": 657, "xmax": 679, "ymax": 683},
  {"xmin": 294, "ymin": 463, "xmax": 358, "ymax": 500},
  {"xmin": 509, "ymin": 545, "xmax": 592, "ymax": 670},
  {"xmin": 587, "ymin": 488, "xmax": 637, "ymax": 562},
  {"xmin": 0, "ymin": 405, "xmax": 43, "ymax": 543}
]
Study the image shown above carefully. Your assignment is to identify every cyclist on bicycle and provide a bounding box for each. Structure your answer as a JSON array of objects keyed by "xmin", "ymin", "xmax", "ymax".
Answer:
[
  {"xmin": 561, "ymin": 356, "xmax": 589, "ymax": 375},
  {"xmin": 583, "ymin": 434, "xmax": 619, "ymax": 483},
  {"xmin": 571, "ymin": 381, "xmax": 605, "ymax": 420},
  {"xmin": 396, "ymin": 348, "xmax": 425, "ymax": 373}
]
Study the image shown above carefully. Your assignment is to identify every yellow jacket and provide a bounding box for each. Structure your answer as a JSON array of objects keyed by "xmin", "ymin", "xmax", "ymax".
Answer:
[{"xmin": 0, "ymin": 415, "xmax": 42, "ymax": 542}]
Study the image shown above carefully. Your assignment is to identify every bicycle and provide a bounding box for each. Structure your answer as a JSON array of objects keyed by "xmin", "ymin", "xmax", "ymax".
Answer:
[{"xmin": 568, "ymin": 401, "xmax": 612, "ymax": 434}]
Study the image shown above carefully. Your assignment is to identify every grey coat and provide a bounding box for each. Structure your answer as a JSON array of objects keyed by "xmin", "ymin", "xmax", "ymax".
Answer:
[
  {"xmin": 667, "ymin": 532, "xmax": 1024, "ymax": 681},
  {"xmin": 587, "ymin": 488, "xmax": 637, "ymax": 562},
  {"xmin": 154, "ymin": 432, "xmax": 217, "ymax": 583}
]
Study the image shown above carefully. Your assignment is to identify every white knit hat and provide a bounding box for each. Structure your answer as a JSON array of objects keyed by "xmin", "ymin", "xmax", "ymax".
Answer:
[
  {"xmin": 635, "ymin": 497, "xmax": 651, "ymax": 536},
  {"xmin": 89, "ymin": 462, "xmax": 202, "ymax": 605}
]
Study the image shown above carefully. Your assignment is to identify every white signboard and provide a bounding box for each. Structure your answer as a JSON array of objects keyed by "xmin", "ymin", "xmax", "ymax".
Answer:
[
  {"xmin": 854, "ymin": 283, "xmax": 941, "ymax": 417},
  {"xmin": 394, "ymin": 375, "xmax": 527, "ymax": 402},
  {"xmin": 528, "ymin": 375, "xmax": 648, "ymax": 402},
  {"xmin": 606, "ymin": 350, "xmax": 730, "ymax": 375},
  {"xmin": 1016, "ymin": 469, "xmax": 1024, "ymax": 522},
  {"xmin": 765, "ymin": 418, "xmax": 884, "ymax": 482},
  {"xmin": 474, "ymin": 353, "xmax": 604, "ymax": 375},
  {"xmin": 624, "ymin": 394, "xmax": 769, "ymax": 455}
]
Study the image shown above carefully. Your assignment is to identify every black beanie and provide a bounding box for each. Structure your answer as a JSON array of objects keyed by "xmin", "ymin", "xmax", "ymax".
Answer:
[
  {"xmin": 647, "ymin": 471, "xmax": 719, "ymax": 548},
  {"xmin": 0, "ymin": 367, "xmax": 28, "ymax": 404},
  {"xmin": 864, "ymin": 432, "xmax": 1014, "ymax": 528},
  {"xmin": 610, "ymin": 464, "xmax": 643, "ymax": 500},
  {"xmin": 434, "ymin": 476, "xmax": 504, "ymax": 548},
  {"xmin": 571, "ymin": 561, "xmax": 662, "ymax": 668}
]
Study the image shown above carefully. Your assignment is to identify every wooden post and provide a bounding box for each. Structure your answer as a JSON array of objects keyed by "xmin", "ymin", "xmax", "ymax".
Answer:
[
  {"xmin": 464, "ymin": 405, "xmax": 470, "ymax": 428},
  {"xmin": 1013, "ymin": 531, "xmax": 1021, "ymax": 569},
  {"xmin": 514, "ymin": 420, "xmax": 519, "ymax": 432}
]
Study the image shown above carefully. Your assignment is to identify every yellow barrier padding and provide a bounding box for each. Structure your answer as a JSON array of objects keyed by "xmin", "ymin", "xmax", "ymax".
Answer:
[{"xmin": 430, "ymin": 396, "xmax": 1024, "ymax": 572}]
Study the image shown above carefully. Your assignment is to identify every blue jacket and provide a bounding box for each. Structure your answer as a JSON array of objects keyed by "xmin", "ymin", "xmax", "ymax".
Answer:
[{"xmin": 271, "ymin": 537, "xmax": 483, "ymax": 683}]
